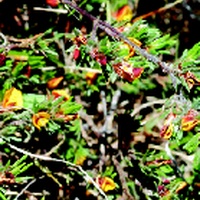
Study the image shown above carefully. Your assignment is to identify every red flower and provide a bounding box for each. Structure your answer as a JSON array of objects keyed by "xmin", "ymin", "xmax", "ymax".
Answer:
[
  {"xmin": 90, "ymin": 48, "xmax": 107, "ymax": 66},
  {"xmin": 73, "ymin": 48, "xmax": 80, "ymax": 60},
  {"xmin": 23, "ymin": 65, "xmax": 32, "ymax": 78},
  {"xmin": 158, "ymin": 185, "xmax": 170, "ymax": 197},
  {"xmin": 46, "ymin": 0, "xmax": 59, "ymax": 7},
  {"xmin": 113, "ymin": 62, "xmax": 143, "ymax": 82},
  {"xmin": 0, "ymin": 54, "xmax": 6, "ymax": 66}
]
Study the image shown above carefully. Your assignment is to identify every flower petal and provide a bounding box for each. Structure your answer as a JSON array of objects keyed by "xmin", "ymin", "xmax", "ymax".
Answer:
[
  {"xmin": 52, "ymin": 89, "xmax": 70, "ymax": 100},
  {"xmin": 86, "ymin": 72, "xmax": 98, "ymax": 85},
  {"xmin": 113, "ymin": 62, "xmax": 144, "ymax": 82},
  {"xmin": 160, "ymin": 113, "xmax": 176, "ymax": 139},
  {"xmin": 47, "ymin": 76, "xmax": 64, "ymax": 89},
  {"xmin": 181, "ymin": 109, "xmax": 199, "ymax": 131},
  {"xmin": 96, "ymin": 176, "xmax": 116, "ymax": 192},
  {"xmin": 2, "ymin": 87, "xmax": 23, "ymax": 108},
  {"xmin": 32, "ymin": 112, "xmax": 50, "ymax": 130},
  {"xmin": 113, "ymin": 5, "xmax": 133, "ymax": 21}
]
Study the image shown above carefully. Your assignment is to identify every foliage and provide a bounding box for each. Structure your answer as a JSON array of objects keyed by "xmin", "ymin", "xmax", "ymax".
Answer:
[{"xmin": 0, "ymin": 0, "xmax": 200, "ymax": 199}]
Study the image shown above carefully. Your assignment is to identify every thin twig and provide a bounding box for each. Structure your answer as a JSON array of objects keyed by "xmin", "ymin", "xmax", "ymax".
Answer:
[
  {"xmin": 131, "ymin": 99, "xmax": 166, "ymax": 117},
  {"xmin": 133, "ymin": 0, "xmax": 183, "ymax": 22},
  {"xmin": 112, "ymin": 156, "xmax": 134, "ymax": 200},
  {"xmin": 41, "ymin": 65, "xmax": 102, "ymax": 73},
  {"xmin": 34, "ymin": 7, "xmax": 68, "ymax": 14},
  {"xmin": 148, "ymin": 144, "xmax": 194, "ymax": 164},
  {"xmin": 0, "ymin": 32, "xmax": 7, "ymax": 48},
  {"xmin": 5, "ymin": 191, "xmax": 50, "ymax": 197},
  {"xmin": 14, "ymin": 178, "xmax": 38, "ymax": 200},
  {"xmin": 44, "ymin": 135, "xmax": 65, "ymax": 156},
  {"xmin": 5, "ymin": 141, "xmax": 108, "ymax": 200}
]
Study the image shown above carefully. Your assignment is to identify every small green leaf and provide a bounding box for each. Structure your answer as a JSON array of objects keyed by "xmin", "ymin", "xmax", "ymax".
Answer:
[
  {"xmin": 193, "ymin": 149, "xmax": 200, "ymax": 172},
  {"xmin": 183, "ymin": 133, "xmax": 200, "ymax": 154}
]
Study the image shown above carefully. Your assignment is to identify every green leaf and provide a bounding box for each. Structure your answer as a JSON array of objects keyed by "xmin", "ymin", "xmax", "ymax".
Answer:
[
  {"xmin": 183, "ymin": 133, "xmax": 200, "ymax": 154},
  {"xmin": 193, "ymin": 149, "xmax": 200, "ymax": 172},
  {"xmin": 60, "ymin": 101, "xmax": 82, "ymax": 114},
  {"xmin": 23, "ymin": 93, "xmax": 46, "ymax": 110}
]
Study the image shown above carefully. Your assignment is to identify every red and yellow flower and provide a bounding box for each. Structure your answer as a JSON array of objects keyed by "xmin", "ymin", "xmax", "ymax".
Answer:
[
  {"xmin": 181, "ymin": 109, "xmax": 199, "ymax": 131},
  {"xmin": 86, "ymin": 72, "xmax": 98, "ymax": 85},
  {"xmin": 160, "ymin": 113, "xmax": 176, "ymax": 139},
  {"xmin": 2, "ymin": 87, "xmax": 23, "ymax": 108},
  {"xmin": 47, "ymin": 76, "xmax": 64, "ymax": 89},
  {"xmin": 32, "ymin": 111, "xmax": 50, "ymax": 130},
  {"xmin": 181, "ymin": 71, "xmax": 200, "ymax": 90},
  {"xmin": 175, "ymin": 181, "xmax": 188, "ymax": 193},
  {"xmin": 113, "ymin": 62, "xmax": 144, "ymax": 82},
  {"xmin": 113, "ymin": 5, "xmax": 133, "ymax": 21},
  {"xmin": 96, "ymin": 176, "xmax": 116, "ymax": 192},
  {"xmin": 121, "ymin": 37, "xmax": 142, "ymax": 59},
  {"xmin": 52, "ymin": 89, "xmax": 70, "ymax": 101}
]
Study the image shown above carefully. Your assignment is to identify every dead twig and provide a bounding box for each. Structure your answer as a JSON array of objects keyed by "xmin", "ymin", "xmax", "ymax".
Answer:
[
  {"xmin": 133, "ymin": 0, "xmax": 183, "ymax": 22},
  {"xmin": 4, "ymin": 141, "xmax": 109, "ymax": 200},
  {"xmin": 112, "ymin": 156, "xmax": 134, "ymax": 200},
  {"xmin": 33, "ymin": 7, "xmax": 68, "ymax": 14},
  {"xmin": 13, "ymin": 177, "xmax": 40, "ymax": 200},
  {"xmin": 131, "ymin": 99, "xmax": 166, "ymax": 117}
]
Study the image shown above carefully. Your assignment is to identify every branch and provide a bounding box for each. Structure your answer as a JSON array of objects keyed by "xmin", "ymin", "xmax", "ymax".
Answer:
[
  {"xmin": 61, "ymin": 0, "xmax": 180, "ymax": 75},
  {"xmin": 133, "ymin": 0, "xmax": 183, "ymax": 22},
  {"xmin": 5, "ymin": 141, "xmax": 109, "ymax": 200}
]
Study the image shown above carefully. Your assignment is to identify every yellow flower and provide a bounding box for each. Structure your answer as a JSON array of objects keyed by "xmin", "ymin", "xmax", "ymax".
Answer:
[
  {"xmin": 122, "ymin": 37, "xmax": 142, "ymax": 59},
  {"xmin": 2, "ymin": 87, "xmax": 23, "ymax": 108},
  {"xmin": 52, "ymin": 89, "xmax": 70, "ymax": 101},
  {"xmin": 181, "ymin": 72, "xmax": 200, "ymax": 90},
  {"xmin": 32, "ymin": 112, "xmax": 50, "ymax": 130},
  {"xmin": 47, "ymin": 76, "xmax": 64, "ymax": 89},
  {"xmin": 85, "ymin": 72, "xmax": 98, "ymax": 85},
  {"xmin": 113, "ymin": 5, "xmax": 133, "ymax": 21},
  {"xmin": 175, "ymin": 181, "xmax": 188, "ymax": 193},
  {"xmin": 75, "ymin": 155, "xmax": 87, "ymax": 165},
  {"xmin": 181, "ymin": 109, "xmax": 199, "ymax": 131},
  {"xmin": 96, "ymin": 176, "xmax": 116, "ymax": 192}
]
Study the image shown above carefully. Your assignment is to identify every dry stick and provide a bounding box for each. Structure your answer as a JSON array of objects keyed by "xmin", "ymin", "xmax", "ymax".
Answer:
[
  {"xmin": 148, "ymin": 144, "xmax": 194, "ymax": 164},
  {"xmin": 131, "ymin": 99, "xmax": 166, "ymax": 117},
  {"xmin": 6, "ymin": 142, "xmax": 109, "ymax": 200},
  {"xmin": 44, "ymin": 134, "xmax": 65, "ymax": 156},
  {"xmin": 34, "ymin": 7, "xmax": 68, "ymax": 14},
  {"xmin": 112, "ymin": 156, "xmax": 134, "ymax": 200},
  {"xmin": 133, "ymin": 0, "xmax": 183, "ymax": 22},
  {"xmin": 14, "ymin": 178, "xmax": 38, "ymax": 200},
  {"xmin": 62, "ymin": 0, "xmax": 180, "ymax": 75},
  {"xmin": 0, "ymin": 32, "xmax": 7, "ymax": 48},
  {"xmin": 41, "ymin": 65, "xmax": 102, "ymax": 73}
]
